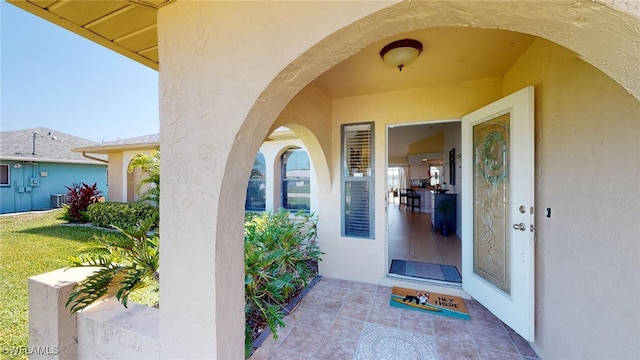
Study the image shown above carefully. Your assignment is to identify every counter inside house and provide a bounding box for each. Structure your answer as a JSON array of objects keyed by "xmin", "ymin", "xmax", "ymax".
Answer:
[{"xmin": 408, "ymin": 188, "xmax": 432, "ymax": 213}]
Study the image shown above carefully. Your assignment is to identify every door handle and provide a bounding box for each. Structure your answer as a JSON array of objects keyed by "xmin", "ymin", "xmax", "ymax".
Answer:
[{"xmin": 512, "ymin": 223, "xmax": 526, "ymax": 231}]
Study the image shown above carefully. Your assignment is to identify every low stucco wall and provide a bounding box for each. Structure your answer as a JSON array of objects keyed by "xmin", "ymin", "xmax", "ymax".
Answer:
[
  {"xmin": 29, "ymin": 267, "xmax": 159, "ymax": 360},
  {"xmin": 77, "ymin": 299, "xmax": 160, "ymax": 359}
]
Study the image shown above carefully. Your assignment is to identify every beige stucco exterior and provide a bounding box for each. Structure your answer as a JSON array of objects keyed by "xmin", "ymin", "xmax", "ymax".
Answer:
[
  {"xmin": 96, "ymin": 149, "xmax": 155, "ymax": 202},
  {"xmin": 15, "ymin": 0, "xmax": 639, "ymax": 359},
  {"xmin": 155, "ymin": 2, "xmax": 638, "ymax": 359}
]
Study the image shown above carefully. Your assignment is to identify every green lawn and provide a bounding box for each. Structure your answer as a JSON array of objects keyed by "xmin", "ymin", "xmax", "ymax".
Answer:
[{"xmin": 0, "ymin": 210, "xmax": 155, "ymax": 360}]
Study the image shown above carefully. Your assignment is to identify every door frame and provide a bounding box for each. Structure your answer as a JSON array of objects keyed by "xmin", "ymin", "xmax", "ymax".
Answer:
[{"xmin": 384, "ymin": 119, "xmax": 463, "ymax": 284}]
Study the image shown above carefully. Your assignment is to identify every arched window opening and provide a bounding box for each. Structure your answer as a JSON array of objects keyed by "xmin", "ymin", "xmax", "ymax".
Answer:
[
  {"xmin": 245, "ymin": 152, "xmax": 266, "ymax": 211},
  {"xmin": 281, "ymin": 147, "xmax": 310, "ymax": 212}
]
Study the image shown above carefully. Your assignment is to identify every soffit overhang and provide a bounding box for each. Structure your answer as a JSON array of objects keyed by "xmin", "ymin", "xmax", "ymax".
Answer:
[{"xmin": 6, "ymin": 0, "xmax": 167, "ymax": 71}]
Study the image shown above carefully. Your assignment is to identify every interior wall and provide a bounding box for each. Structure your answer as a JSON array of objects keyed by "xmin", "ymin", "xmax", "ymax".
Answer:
[
  {"xmin": 503, "ymin": 38, "xmax": 640, "ymax": 358},
  {"xmin": 442, "ymin": 124, "xmax": 461, "ymax": 234}
]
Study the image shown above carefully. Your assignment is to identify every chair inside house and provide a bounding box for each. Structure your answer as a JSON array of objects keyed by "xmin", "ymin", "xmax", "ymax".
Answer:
[
  {"xmin": 404, "ymin": 189, "xmax": 421, "ymax": 212},
  {"xmin": 399, "ymin": 188, "xmax": 409, "ymax": 207}
]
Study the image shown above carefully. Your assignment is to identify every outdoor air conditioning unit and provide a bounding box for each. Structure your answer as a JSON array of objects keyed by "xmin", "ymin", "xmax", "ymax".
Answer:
[{"xmin": 50, "ymin": 194, "xmax": 66, "ymax": 208}]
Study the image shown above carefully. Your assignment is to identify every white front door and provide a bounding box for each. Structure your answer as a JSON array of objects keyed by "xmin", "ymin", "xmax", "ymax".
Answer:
[{"xmin": 461, "ymin": 86, "xmax": 535, "ymax": 341}]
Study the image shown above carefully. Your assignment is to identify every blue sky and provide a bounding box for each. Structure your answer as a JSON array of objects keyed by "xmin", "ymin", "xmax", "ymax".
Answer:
[{"xmin": 1, "ymin": 2, "xmax": 159, "ymax": 143}]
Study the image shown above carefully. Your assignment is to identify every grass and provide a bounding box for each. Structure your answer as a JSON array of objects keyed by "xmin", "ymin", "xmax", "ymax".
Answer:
[{"xmin": 0, "ymin": 210, "xmax": 157, "ymax": 360}]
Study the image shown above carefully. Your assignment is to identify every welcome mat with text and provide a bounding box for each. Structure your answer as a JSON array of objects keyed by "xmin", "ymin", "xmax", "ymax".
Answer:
[{"xmin": 390, "ymin": 286, "xmax": 470, "ymax": 320}]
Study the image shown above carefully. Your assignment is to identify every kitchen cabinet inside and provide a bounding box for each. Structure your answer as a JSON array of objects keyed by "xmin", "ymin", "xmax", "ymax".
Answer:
[{"xmin": 430, "ymin": 193, "xmax": 456, "ymax": 234}]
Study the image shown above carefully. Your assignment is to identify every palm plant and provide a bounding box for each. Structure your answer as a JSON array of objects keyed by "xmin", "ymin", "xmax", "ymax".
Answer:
[
  {"xmin": 128, "ymin": 151, "xmax": 160, "ymax": 207},
  {"xmin": 66, "ymin": 213, "xmax": 159, "ymax": 313}
]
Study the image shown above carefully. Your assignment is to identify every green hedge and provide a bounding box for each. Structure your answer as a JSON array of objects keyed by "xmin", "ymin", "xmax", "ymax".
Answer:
[{"xmin": 85, "ymin": 202, "xmax": 158, "ymax": 229}]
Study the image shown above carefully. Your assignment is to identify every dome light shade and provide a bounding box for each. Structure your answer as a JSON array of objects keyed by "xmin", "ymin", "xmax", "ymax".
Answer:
[{"xmin": 380, "ymin": 39, "xmax": 423, "ymax": 71}]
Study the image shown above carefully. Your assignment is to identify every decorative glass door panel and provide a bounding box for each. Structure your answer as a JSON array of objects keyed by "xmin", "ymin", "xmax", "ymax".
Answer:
[
  {"xmin": 461, "ymin": 86, "xmax": 535, "ymax": 341},
  {"xmin": 473, "ymin": 113, "xmax": 510, "ymax": 294}
]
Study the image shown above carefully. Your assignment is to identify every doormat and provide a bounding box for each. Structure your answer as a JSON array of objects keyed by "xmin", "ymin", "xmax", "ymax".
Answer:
[
  {"xmin": 389, "ymin": 259, "xmax": 462, "ymax": 283},
  {"xmin": 390, "ymin": 286, "xmax": 470, "ymax": 320}
]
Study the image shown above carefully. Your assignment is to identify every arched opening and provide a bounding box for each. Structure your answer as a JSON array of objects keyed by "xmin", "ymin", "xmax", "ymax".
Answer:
[
  {"xmin": 245, "ymin": 151, "xmax": 266, "ymax": 212},
  {"xmin": 156, "ymin": 2, "xmax": 638, "ymax": 358},
  {"xmin": 280, "ymin": 147, "xmax": 311, "ymax": 212}
]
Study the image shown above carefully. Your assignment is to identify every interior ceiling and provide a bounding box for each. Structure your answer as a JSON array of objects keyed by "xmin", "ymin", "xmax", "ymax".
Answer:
[
  {"xmin": 388, "ymin": 122, "xmax": 460, "ymax": 164},
  {"xmin": 313, "ymin": 27, "xmax": 535, "ymax": 99}
]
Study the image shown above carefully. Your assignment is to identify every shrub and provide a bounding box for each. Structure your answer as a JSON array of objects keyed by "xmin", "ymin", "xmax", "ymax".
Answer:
[
  {"xmin": 61, "ymin": 182, "xmax": 102, "ymax": 223},
  {"xmin": 66, "ymin": 213, "xmax": 160, "ymax": 313},
  {"xmin": 85, "ymin": 202, "xmax": 158, "ymax": 229},
  {"xmin": 244, "ymin": 209, "xmax": 322, "ymax": 357}
]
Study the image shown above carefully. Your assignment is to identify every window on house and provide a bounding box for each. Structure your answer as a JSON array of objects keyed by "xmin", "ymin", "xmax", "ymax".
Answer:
[
  {"xmin": 245, "ymin": 152, "xmax": 266, "ymax": 211},
  {"xmin": 0, "ymin": 164, "xmax": 9, "ymax": 186},
  {"xmin": 281, "ymin": 147, "xmax": 310, "ymax": 212},
  {"xmin": 342, "ymin": 122, "xmax": 374, "ymax": 238}
]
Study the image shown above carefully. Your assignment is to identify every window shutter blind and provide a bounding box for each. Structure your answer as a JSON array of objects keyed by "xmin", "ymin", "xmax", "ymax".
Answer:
[{"xmin": 342, "ymin": 123, "xmax": 374, "ymax": 238}]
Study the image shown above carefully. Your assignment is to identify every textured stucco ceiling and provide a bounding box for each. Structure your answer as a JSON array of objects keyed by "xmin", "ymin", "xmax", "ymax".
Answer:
[{"xmin": 313, "ymin": 27, "xmax": 536, "ymax": 99}]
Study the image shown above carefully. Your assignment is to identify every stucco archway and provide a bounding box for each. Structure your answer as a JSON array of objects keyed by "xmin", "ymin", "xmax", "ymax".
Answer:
[
  {"xmin": 230, "ymin": 0, "xmax": 639, "ymax": 173},
  {"xmin": 157, "ymin": 2, "xmax": 638, "ymax": 358}
]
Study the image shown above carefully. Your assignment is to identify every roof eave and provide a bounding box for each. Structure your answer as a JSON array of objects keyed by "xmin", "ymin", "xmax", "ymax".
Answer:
[
  {"xmin": 0, "ymin": 156, "xmax": 107, "ymax": 165},
  {"xmin": 6, "ymin": 0, "xmax": 159, "ymax": 71},
  {"xmin": 72, "ymin": 143, "xmax": 160, "ymax": 154}
]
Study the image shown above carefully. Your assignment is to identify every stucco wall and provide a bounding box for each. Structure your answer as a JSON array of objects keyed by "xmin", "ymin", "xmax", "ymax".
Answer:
[
  {"xmin": 0, "ymin": 161, "xmax": 107, "ymax": 214},
  {"xmin": 77, "ymin": 299, "xmax": 159, "ymax": 359},
  {"xmin": 272, "ymin": 83, "xmax": 333, "ymax": 188},
  {"xmin": 258, "ymin": 139, "xmax": 317, "ymax": 213},
  {"xmin": 156, "ymin": 3, "xmax": 391, "ymax": 358},
  {"xmin": 155, "ymin": 1, "xmax": 638, "ymax": 358},
  {"xmin": 503, "ymin": 38, "xmax": 640, "ymax": 359},
  {"xmin": 319, "ymin": 77, "xmax": 502, "ymax": 284},
  {"xmin": 107, "ymin": 153, "xmax": 124, "ymax": 202}
]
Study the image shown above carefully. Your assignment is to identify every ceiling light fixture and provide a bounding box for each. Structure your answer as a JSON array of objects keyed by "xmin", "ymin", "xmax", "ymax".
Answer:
[{"xmin": 380, "ymin": 39, "xmax": 423, "ymax": 71}]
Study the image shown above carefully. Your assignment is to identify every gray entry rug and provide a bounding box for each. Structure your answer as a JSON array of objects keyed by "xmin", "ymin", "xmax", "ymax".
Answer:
[{"xmin": 389, "ymin": 259, "xmax": 462, "ymax": 283}]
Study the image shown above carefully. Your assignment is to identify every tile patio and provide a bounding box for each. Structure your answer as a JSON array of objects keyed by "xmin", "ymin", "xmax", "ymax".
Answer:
[{"xmin": 249, "ymin": 277, "xmax": 539, "ymax": 360}]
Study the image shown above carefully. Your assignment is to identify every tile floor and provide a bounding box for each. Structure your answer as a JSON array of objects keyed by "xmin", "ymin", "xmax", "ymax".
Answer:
[
  {"xmin": 249, "ymin": 277, "xmax": 539, "ymax": 360},
  {"xmin": 388, "ymin": 200, "xmax": 462, "ymax": 272}
]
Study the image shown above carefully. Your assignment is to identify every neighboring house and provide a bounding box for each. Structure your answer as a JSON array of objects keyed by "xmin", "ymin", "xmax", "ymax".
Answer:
[
  {"xmin": 77, "ymin": 130, "xmax": 317, "ymax": 213},
  {"xmin": 0, "ymin": 127, "xmax": 107, "ymax": 214},
  {"xmin": 72, "ymin": 134, "xmax": 159, "ymax": 203},
  {"xmin": 10, "ymin": 2, "xmax": 639, "ymax": 360}
]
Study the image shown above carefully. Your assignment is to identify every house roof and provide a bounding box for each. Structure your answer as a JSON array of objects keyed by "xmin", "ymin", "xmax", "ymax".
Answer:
[
  {"xmin": 72, "ymin": 133, "xmax": 159, "ymax": 154},
  {"xmin": 0, "ymin": 127, "xmax": 107, "ymax": 164}
]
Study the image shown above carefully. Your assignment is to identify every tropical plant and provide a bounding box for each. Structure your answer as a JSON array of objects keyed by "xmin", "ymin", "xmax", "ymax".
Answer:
[
  {"xmin": 61, "ymin": 182, "xmax": 102, "ymax": 223},
  {"xmin": 128, "ymin": 151, "xmax": 160, "ymax": 206},
  {"xmin": 244, "ymin": 209, "xmax": 322, "ymax": 357},
  {"xmin": 66, "ymin": 212, "xmax": 160, "ymax": 313},
  {"xmin": 66, "ymin": 152, "xmax": 161, "ymax": 313}
]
